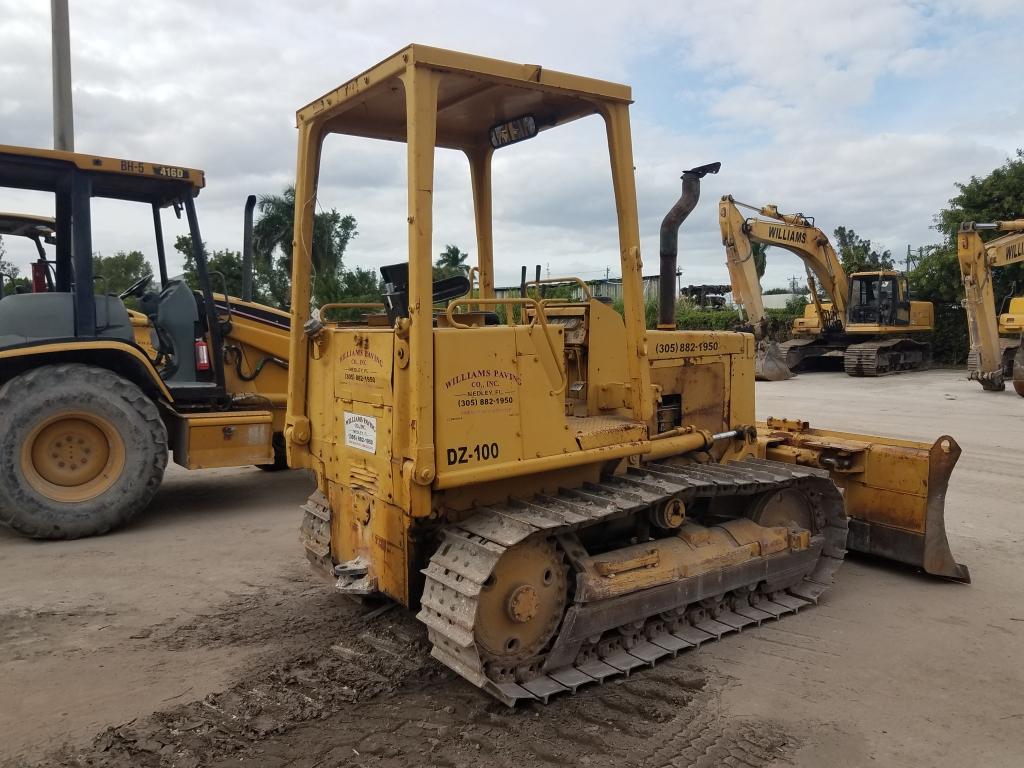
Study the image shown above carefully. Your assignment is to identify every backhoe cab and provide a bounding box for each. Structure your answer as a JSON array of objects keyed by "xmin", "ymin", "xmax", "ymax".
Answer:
[
  {"xmin": 288, "ymin": 45, "xmax": 968, "ymax": 707},
  {"xmin": 0, "ymin": 145, "xmax": 290, "ymax": 539}
]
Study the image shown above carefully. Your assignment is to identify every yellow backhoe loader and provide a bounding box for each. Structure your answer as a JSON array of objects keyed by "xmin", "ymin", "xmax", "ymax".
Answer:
[
  {"xmin": 0, "ymin": 146, "xmax": 290, "ymax": 539},
  {"xmin": 957, "ymin": 220, "xmax": 1024, "ymax": 395},
  {"xmin": 287, "ymin": 46, "xmax": 968, "ymax": 706},
  {"xmin": 720, "ymin": 197, "xmax": 933, "ymax": 378}
]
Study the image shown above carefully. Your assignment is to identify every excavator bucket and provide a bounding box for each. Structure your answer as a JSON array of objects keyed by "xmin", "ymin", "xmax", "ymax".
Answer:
[
  {"xmin": 757, "ymin": 418, "xmax": 970, "ymax": 582},
  {"xmin": 754, "ymin": 339, "xmax": 794, "ymax": 381}
]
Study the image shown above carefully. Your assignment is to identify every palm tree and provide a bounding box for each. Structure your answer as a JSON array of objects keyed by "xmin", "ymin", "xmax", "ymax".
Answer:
[
  {"xmin": 434, "ymin": 244, "xmax": 470, "ymax": 278},
  {"xmin": 252, "ymin": 186, "xmax": 357, "ymax": 307}
]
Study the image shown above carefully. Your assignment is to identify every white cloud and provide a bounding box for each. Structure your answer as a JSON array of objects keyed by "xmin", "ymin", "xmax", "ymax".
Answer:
[{"xmin": 0, "ymin": 0, "xmax": 1021, "ymax": 295}]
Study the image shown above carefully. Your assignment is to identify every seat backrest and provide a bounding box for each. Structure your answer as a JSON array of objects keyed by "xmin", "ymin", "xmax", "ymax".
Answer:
[
  {"xmin": 94, "ymin": 295, "xmax": 134, "ymax": 342},
  {"xmin": 155, "ymin": 280, "xmax": 200, "ymax": 382}
]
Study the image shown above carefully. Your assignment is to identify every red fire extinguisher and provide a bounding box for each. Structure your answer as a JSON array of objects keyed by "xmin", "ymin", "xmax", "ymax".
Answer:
[{"xmin": 194, "ymin": 339, "xmax": 211, "ymax": 371}]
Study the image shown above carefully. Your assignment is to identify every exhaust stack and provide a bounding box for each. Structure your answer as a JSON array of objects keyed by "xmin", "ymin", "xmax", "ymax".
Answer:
[
  {"xmin": 241, "ymin": 194, "xmax": 257, "ymax": 302},
  {"xmin": 658, "ymin": 162, "xmax": 721, "ymax": 328}
]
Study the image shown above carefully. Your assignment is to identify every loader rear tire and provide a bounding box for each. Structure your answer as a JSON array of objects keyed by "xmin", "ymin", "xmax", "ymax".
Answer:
[{"xmin": 0, "ymin": 364, "xmax": 167, "ymax": 539}]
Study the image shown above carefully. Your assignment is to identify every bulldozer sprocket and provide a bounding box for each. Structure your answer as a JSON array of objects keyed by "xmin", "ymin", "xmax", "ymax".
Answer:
[{"xmin": 417, "ymin": 457, "xmax": 847, "ymax": 706}]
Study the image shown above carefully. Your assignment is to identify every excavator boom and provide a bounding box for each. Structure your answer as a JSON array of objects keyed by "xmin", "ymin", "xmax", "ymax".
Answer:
[{"xmin": 958, "ymin": 221, "xmax": 1024, "ymax": 394}]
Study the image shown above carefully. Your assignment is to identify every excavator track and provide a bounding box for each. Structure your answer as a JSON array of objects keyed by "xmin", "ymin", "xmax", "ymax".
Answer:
[
  {"xmin": 843, "ymin": 338, "xmax": 930, "ymax": 377},
  {"xmin": 417, "ymin": 457, "xmax": 847, "ymax": 706}
]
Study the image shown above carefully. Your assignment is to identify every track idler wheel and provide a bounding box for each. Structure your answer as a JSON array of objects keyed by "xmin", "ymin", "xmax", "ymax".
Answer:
[{"xmin": 476, "ymin": 538, "xmax": 568, "ymax": 676}]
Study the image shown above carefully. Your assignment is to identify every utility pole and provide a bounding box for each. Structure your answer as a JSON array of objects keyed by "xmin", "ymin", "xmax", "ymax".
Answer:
[{"xmin": 51, "ymin": 0, "xmax": 74, "ymax": 151}]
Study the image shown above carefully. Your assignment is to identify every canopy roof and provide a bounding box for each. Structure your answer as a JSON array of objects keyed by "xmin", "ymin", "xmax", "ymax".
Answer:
[
  {"xmin": 297, "ymin": 44, "xmax": 633, "ymax": 150},
  {"xmin": 0, "ymin": 212, "xmax": 56, "ymax": 240},
  {"xmin": 0, "ymin": 144, "xmax": 204, "ymax": 205}
]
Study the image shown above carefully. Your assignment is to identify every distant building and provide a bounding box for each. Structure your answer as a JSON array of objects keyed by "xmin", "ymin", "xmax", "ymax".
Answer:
[{"xmin": 761, "ymin": 293, "xmax": 801, "ymax": 309}]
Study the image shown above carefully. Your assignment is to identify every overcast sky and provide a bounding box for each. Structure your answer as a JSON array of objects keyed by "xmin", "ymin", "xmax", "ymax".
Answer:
[{"xmin": 1, "ymin": 0, "xmax": 1022, "ymax": 291}]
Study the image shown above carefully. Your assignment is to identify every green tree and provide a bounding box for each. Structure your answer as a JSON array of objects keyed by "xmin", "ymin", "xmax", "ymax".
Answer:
[
  {"xmin": 933, "ymin": 148, "xmax": 1024, "ymax": 305},
  {"xmin": 751, "ymin": 241, "xmax": 767, "ymax": 279},
  {"xmin": 0, "ymin": 236, "xmax": 31, "ymax": 296},
  {"xmin": 316, "ymin": 267, "xmax": 384, "ymax": 319},
  {"xmin": 833, "ymin": 226, "xmax": 894, "ymax": 273},
  {"xmin": 252, "ymin": 186, "xmax": 358, "ymax": 308},
  {"xmin": 91, "ymin": 250, "xmax": 153, "ymax": 296},
  {"xmin": 434, "ymin": 244, "xmax": 470, "ymax": 279},
  {"xmin": 173, "ymin": 235, "xmax": 273, "ymax": 304},
  {"xmin": 906, "ymin": 150, "xmax": 1024, "ymax": 364}
]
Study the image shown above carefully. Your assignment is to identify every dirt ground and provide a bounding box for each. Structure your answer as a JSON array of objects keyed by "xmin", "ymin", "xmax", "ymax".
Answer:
[{"xmin": 2, "ymin": 369, "xmax": 1022, "ymax": 768}]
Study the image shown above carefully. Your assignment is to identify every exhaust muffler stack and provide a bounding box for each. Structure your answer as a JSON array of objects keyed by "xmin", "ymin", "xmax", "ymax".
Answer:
[
  {"xmin": 241, "ymin": 194, "xmax": 257, "ymax": 302},
  {"xmin": 658, "ymin": 162, "xmax": 721, "ymax": 329}
]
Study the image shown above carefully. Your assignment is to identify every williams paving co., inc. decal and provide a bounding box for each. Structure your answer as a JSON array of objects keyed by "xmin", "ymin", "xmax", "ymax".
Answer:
[
  {"xmin": 339, "ymin": 346, "xmax": 386, "ymax": 387},
  {"xmin": 343, "ymin": 412, "xmax": 377, "ymax": 454},
  {"xmin": 443, "ymin": 368, "xmax": 521, "ymax": 420}
]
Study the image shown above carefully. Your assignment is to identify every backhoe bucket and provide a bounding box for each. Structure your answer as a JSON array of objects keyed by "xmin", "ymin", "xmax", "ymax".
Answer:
[
  {"xmin": 754, "ymin": 340, "xmax": 794, "ymax": 381},
  {"xmin": 756, "ymin": 418, "xmax": 970, "ymax": 582}
]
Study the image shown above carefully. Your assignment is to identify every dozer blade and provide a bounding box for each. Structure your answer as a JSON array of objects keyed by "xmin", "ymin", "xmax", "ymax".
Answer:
[
  {"xmin": 754, "ymin": 340, "xmax": 794, "ymax": 381},
  {"xmin": 756, "ymin": 418, "xmax": 969, "ymax": 582}
]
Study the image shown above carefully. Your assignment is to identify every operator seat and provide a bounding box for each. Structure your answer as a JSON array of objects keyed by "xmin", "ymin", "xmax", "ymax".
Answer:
[
  {"xmin": 147, "ymin": 279, "xmax": 201, "ymax": 383},
  {"xmin": 379, "ymin": 263, "xmax": 496, "ymax": 326}
]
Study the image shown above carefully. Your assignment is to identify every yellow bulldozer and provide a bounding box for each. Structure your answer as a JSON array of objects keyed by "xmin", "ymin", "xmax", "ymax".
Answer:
[
  {"xmin": 286, "ymin": 45, "xmax": 968, "ymax": 706},
  {"xmin": 720, "ymin": 197, "xmax": 933, "ymax": 379},
  {"xmin": 0, "ymin": 145, "xmax": 290, "ymax": 539},
  {"xmin": 957, "ymin": 220, "xmax": 1024, "ymax": 395}
]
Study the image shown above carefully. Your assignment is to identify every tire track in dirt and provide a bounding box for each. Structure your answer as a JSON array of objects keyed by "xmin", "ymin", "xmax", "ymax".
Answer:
[{"xmin": 34, "ymin": 578, "xmax": 798, "ymax": 768}]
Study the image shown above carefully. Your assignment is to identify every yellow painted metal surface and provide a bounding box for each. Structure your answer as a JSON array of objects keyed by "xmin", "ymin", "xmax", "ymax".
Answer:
[
  {"xmin": 285, "ymin": 45, "xmax": 965, "ymax": 607},
  {"xmin": 168, "ymin": 410, "xmax": 274, "ymax": 470},
  {"xmin": 999, "ymin": 297, "xmax": 1024, "ymax": 334},
  {"xmin": 958, "ymin": 222, "xmax": 1024, "ymax": 384},
  {"xmin": 0, "ymin": 340, "xmax": 172, "ymax": 400},
  {"xmin": 756, "ymin": 418, "xmax": 967, "ymax": 580},
  {"xmin": 0, "ymin": 143, "xmax": 204, "ymax": 190}
]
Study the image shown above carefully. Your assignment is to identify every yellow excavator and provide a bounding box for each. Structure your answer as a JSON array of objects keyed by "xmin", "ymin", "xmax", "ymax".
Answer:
[
  {"xmin": 286, "ymin": 45, "xmax": 968, "ymax": 706},
  {"xmin": 0, "ymin": 145, "xmax": 290, "ymax": 539},
  {"xmin": 720, "ymin": 197, "xmax": 933, "ymax": 378},
  {"xmin": 957, "ymin": 220, "xmax": 1024, "ymax": 395}
]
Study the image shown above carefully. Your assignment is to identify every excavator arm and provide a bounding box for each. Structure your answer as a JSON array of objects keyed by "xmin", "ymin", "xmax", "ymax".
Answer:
[
  {"xmin": 957, "ymin": 221, "xmax": 1024, "ymax": 393},
  {"xmin": 719, "ymin": 196, "xmax": 850, "ymax": 380},
  {"xmin": 719, "ymin": 195, "xmax": 849, "ymax": 327}
]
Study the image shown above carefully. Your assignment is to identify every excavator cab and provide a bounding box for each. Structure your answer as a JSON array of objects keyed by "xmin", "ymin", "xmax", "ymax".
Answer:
[{"xmin": 847, "ymin": 270, "xmax": 909, "ymax": 327}]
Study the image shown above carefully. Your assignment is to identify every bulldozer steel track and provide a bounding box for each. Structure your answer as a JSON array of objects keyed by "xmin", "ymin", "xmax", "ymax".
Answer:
[{"xmin": 417, "ymin": 457, "xmax": 847, "ymax": 706}]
